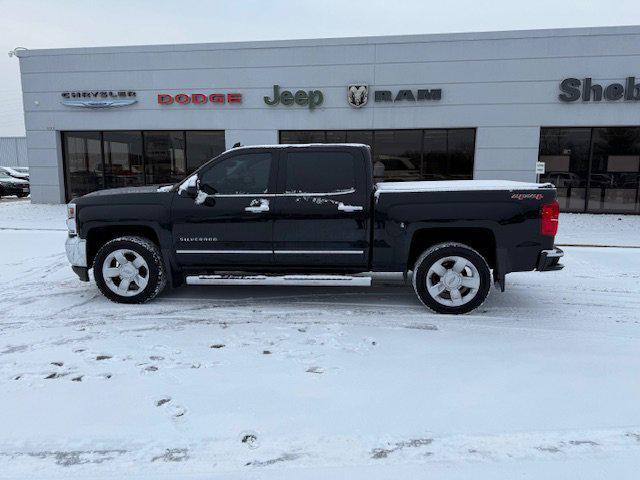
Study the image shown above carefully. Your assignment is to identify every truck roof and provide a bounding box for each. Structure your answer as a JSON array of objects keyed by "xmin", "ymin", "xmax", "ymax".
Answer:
[{"xmin": 230, "ymin": 143, "xmax": 370, "ymax": 151}]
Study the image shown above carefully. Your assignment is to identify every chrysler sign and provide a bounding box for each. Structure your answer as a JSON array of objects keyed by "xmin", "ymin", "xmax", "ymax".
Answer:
[{"xmin": 61, "ymin": 90, "xmax": 137, "ymax": 108}]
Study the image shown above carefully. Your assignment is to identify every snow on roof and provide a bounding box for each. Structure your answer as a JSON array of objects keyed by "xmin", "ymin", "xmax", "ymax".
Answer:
[
  {"xmin": 375, "ymin": 180, "xmax": 554, "ymax": 196},
  {"xmin": 229, "ymin": 143, "xmax": 370, "ymax": 151}
]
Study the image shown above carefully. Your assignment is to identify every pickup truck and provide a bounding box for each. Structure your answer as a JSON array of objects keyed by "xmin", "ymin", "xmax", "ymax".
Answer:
[{"xmin": 65, "ymin": 143, "xmax": 563, "ymax": 314}]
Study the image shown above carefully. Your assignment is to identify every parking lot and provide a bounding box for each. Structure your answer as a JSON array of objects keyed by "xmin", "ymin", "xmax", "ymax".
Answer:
[{"xmin": 1, "ymin": 199, "xmax": 639, "ymax": 479}]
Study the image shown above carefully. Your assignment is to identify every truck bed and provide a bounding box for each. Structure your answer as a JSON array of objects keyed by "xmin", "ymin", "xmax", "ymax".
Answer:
[
  {"xmin": 371, "ymin": 180, "xmax": 557, "ymax": 275},
  {"xmin": 375, "ymin": 180, "xmax": 553, "ymax": 195}
]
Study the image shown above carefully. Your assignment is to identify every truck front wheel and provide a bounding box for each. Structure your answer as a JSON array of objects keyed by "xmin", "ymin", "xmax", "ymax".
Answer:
[
  {"xmin": 93, "ymin": 236, "xmax": 167, "ymax": 304},
  {"xmin": 412, "ymin": 242, "xmax": 491, "ymax": 314}
]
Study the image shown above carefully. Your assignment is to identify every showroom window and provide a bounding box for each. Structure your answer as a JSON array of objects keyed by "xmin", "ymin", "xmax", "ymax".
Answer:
[
  {"xmin": 279, "ymin": 129, "xmax": 475, "ymax": 182},
  {"xmin": 62, "ymin": 130, "xmax": 225, "ymax": 200},
  {"xmin": 102, "ymin": 131, "xmax": 144, "ymax": 190},
  {"xmin": 539, "ymin": 127, "xmax": 640, "ymax": 213},
  {"xmin": 63, "ymin": 132, "xmax": 104, "ymax": 199},
  {"xmin": 185, "ymin": 131, "xmax": 227, "ymax": 173},
  {"xmin": 143, "ymin": 131, "xmax": 186, "ymax": 185}
]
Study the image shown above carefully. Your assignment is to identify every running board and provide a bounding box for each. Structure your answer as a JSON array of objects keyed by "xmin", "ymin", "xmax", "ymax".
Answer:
[{"xmin": 185, "ymin": 274, "xmax": 372, "ymax": 287}]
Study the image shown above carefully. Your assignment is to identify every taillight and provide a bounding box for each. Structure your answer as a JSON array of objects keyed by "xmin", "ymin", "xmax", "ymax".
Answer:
[{"xmin": 540, "ymin": 201, "xmax": 560, "ymax": 236}]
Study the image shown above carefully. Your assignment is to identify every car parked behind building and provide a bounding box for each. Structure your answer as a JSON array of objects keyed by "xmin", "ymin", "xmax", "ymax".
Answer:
[
  {"xmin": 0, "ymin": 170, "xmax": 30, "ymax": 198},
  {"xmin": 0, "ymin": 166, "xmax": 29, "ymax": 181}
]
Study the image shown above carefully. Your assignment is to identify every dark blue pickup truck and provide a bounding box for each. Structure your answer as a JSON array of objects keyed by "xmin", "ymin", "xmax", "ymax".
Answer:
[{"xmin": 65, "ymin": 144, "xmax": 563, "ymax": 314}]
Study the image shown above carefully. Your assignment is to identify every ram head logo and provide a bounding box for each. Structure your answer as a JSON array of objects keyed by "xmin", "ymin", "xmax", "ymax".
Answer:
[{"xmin": 347, "ymin": 84, "xmax": 368, "ymax": 108}]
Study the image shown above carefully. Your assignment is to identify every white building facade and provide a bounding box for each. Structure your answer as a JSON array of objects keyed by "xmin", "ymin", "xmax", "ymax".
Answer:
[
  {"xmin": 0, "ymin": 137, "xmax": 28, "ymax": 167},
  {"xmin": 15, "ymin": 25, "xmax": 640, "ymax": 213}
]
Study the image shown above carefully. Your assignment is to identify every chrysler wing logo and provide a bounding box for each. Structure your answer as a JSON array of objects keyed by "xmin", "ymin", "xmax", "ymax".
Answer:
[
  {"xmin": 347, "ymin": 84, "xmax": 368, "ymax": 108},
  {"xmin": 60, "ymin": 90, "xmax": 137, "ymax": 109},
  {"xmin": 61, "ymin": 99, "xmax": 138, "ymax": 108}
]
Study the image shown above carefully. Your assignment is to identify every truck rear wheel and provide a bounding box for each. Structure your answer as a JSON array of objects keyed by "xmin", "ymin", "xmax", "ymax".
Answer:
[
  {"xmin": 412, "ymin": 242, "xmax": 491, "ymax": 314},
  {"xmin": 94, "ymin": 236, "xmax": 166, "ymax": 304}
]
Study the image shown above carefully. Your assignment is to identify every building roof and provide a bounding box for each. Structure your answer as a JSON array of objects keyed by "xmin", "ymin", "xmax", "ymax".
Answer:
[{"xmin": 14, "ymin": 25, "xmax": 640, "ymax": 57}]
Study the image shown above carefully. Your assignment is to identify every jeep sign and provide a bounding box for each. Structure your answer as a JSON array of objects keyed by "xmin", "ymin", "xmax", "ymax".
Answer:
[{"xmin": 264, "ymin": 85, "xmax": 323, "ymax": 109}]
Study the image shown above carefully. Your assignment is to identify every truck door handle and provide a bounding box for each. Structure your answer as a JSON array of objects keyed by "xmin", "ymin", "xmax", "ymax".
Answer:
[
  {"xmin": 337, "ymin": 202, "xmax": 363, "ymax": 212},
  {"xmin": 245, "ymin": 199, "xmax": 270, "ymax": 213}
]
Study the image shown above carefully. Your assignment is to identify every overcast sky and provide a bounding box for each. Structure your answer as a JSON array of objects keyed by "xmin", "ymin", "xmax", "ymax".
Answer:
[{"xmin": 1, "ymin": 0, "xmax": 640, "ymax": 136}]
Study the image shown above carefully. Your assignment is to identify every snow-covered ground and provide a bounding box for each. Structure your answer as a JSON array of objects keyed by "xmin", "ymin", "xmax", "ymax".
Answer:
[{"xmin": 1, "ymin": 199, "xmax": 639, "ymax": 479}]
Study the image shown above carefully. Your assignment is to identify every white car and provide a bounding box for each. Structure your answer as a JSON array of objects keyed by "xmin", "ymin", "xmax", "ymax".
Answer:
[
  {"xmin": 0, "ymin": 170, "xmax": 30, "ymax": 198},
  {"xmin": 0, "ymin": 166, "xmax": 29, "ymax": 181}
]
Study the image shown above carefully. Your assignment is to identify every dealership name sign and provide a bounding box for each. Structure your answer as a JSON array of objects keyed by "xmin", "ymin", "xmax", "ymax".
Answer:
[
  {"xmin": 157, "ymin": 92, "xmax": 242, "ymax": 105},
  {"xmin": 559, "ymin": 77, "xmax": 640, "ymax": 102},
  {"xmin": 262, "ymin": 84, "xmax": 442, "ymax": 110},
  {"xmin": 264, "ymin": 85, "xmax": 324, "ymax": 109},
  {"xmin": 61, "ymin": 90, "xmax": 137, "ymax": 108},
  {"xmin": 347, "ymin": 84, "xmax": 442, "ymax": 107},
  {"xmin": 60, "ymin": 84, "xmax": 443, "ymax": 110}
]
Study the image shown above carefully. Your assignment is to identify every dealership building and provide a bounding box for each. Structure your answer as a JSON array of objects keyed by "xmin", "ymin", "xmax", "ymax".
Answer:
[{"xmin": 14, "ymin": 25, "xmax": 640, "ymax": 213}]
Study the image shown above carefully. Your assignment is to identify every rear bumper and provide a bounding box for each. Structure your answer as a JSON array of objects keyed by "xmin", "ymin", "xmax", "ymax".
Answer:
[{"xmin": 537, "ymin": 247, "xmax": 564, "ymax": 271}]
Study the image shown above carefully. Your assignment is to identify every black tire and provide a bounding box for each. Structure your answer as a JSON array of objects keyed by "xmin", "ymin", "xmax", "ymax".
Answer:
[
  {"xmin": 412, "ymin": 242, "xmax": 491, "ymax": 315},
  {"xmin": 93, "ymin": 236, "xmax": 166, "ymax": 304},
  {"xmin": 17, "ymin": 193, "xmax": 29, "ymax": 198}
]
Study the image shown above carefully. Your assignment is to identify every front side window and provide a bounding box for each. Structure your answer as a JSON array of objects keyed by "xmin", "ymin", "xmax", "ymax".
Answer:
[
  {"xmin": 200, "ymin": 153, "xmax": 272, "ymax": 195},
  {"xmin": 285, "ymin": 151, "xmax": 356, "ymax": 193}
]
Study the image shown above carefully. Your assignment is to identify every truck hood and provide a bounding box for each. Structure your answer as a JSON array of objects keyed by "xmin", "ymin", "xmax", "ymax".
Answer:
[{"xmin": 82, "ymin": 185, "xmax": 173, "ymax": 197}]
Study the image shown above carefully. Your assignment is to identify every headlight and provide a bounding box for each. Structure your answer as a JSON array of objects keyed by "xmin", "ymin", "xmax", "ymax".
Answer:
[{"xmin": 66, "ymin": 203, "xmax": 77, "ymax": 235}]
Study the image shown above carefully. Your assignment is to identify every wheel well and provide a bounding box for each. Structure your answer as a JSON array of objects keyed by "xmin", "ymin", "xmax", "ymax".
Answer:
[
  {"xmin": 408, "ymin": 228, "xmax": 496, "ymax": 270},
  {"xmin": 86, "ymin": 225, "xmax": 160, "ymax": 267}
]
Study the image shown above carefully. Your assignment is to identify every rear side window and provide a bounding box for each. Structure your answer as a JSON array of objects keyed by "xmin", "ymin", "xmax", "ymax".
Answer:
[{"xmin": 285, "ymin": 151, "xmax": 356, "ymax": 194}]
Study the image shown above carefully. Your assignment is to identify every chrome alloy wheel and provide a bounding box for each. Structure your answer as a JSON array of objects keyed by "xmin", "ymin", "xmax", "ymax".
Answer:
[
  {"xmin": 101, "ymin": 249, "xmax": 149, "ymax": 297},
  {"xmin": 425, "ymin": 255, "xmax": 481, "ymax": 307}
]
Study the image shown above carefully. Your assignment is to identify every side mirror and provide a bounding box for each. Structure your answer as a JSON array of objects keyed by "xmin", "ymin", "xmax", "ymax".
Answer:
[
  {"xmin": 179, "ymin": 175, "xmax": 199, "ymax": 198},
  {"xmin": 203, "ymin": 196, "xmax": 216, "ymax": 207},
  {"xmin": 183, "ymin": 183, "xmax": 198, "ymax": 198}
]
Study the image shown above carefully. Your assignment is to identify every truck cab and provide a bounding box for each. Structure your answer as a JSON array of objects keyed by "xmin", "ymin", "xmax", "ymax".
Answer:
[{"xmin": 172, "ymin": 144, "xmax": 373, "ymax": 272}]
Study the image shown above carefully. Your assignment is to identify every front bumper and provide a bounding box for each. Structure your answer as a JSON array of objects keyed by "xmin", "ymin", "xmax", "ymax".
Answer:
[
  {"xmin": 537, "ymin": 247, "xmax": 564, "ymax": 271},
  {"xmin": 66, "ymin": 236, "xmax": 90, "ymax": 282},
  {"xmin": 65, "ymin": 235, "xmax": 87, "ymax": 268}
]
